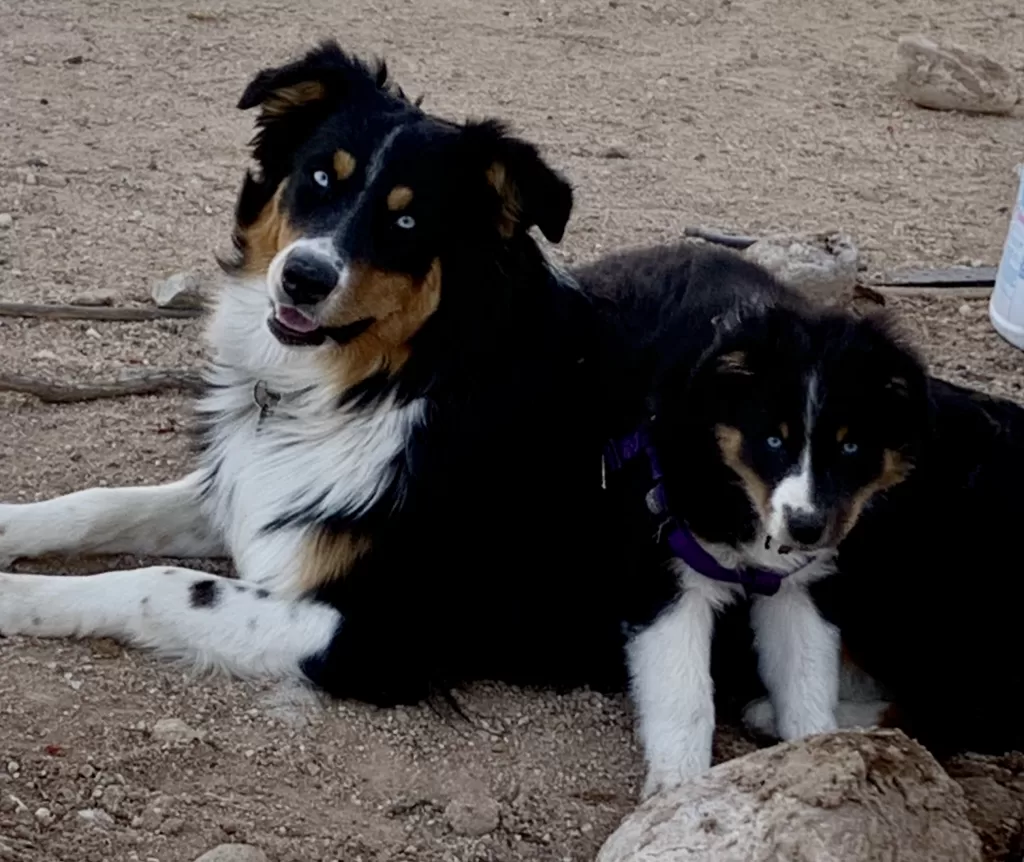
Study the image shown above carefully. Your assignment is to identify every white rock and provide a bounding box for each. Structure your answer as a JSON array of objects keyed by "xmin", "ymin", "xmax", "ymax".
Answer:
[
  {"xmin": 744, "ymin": 231, "xmax": 858, "ymax": 301},
  {"xmin": 77, "ymin": 808, "xmax": 115, "ymax": 828},
  {"xmin": 444, "ymin": 793, "xmax": 501, "ymax": 836},
  {"xmin": 597, "ymin": 729, "xmax": 981, "ymax": 862},
  {"xmin": 151, "ymin": 271, "xmax": 204, "ymax": 309},
  {"xmin": 150, "ymin": 717, "xmax": 204, "ymax": 744},
  {"xmin": 34, "ymin": 806, "xmax": 53, "ymax": 825},
  {"xmin": 0, "ymin": 213, "xmax": 12, "ymax": 229},
  {"xmin": 32, "ymin": 349, "xmax": 59, "ymax": 361},
  {"xmin": 193, "ymin": 844, "xmax": 269, "ymax": 862},
  {"xmin": 896, "ymin": 33, "xmax": 1019, "ymax": 115}
]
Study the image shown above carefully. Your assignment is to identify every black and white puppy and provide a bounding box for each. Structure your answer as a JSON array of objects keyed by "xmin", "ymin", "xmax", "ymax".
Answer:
[{"xmin": 577, "ymin": 243, "xmax": 930, "ymax": 794}]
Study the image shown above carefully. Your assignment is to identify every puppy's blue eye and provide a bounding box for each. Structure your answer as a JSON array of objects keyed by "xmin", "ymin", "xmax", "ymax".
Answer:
[
  {"xmin": 842, "ymin": 441, "xmax": 859, "ymax": 455},
  {"xmin": 766, "ymin": 436, "xmax": 783, "ymax": 450},
  {"xmin": 313, "ymin": 170, "xmax": 330, "ymax": 189},
  {"xmin": 396, "ymin": 215, "xmax": 416, "ymax": 230}
]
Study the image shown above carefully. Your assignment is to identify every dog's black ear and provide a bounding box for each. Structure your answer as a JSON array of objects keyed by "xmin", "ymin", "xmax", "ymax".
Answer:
[
  {"xmin": 237, "ymin": 41, "xmax": 404, "ymax": 169},
  {"xmin": 239, "ymin": 39, "xmax": 392, "ymax": 114},
  {"xmin": 463, "ymin": 120, "xmax": 573, "ymax": 243}
]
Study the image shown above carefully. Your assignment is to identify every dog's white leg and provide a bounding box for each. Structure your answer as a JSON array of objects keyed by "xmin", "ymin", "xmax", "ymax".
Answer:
[
  {"xmin": 750, "ymin": 585, "xmax": 839, "ymax": 741},
  {"xmin": 0, "ymin": 568, "xmax": 339, "ymax": 678},
  {"xmin": 0, "ymin": 472, "xmax": 223, "ymax": 565},
  {"xmin": 628, "ymin": 577, "xmax": 727, "ymax": 798}
]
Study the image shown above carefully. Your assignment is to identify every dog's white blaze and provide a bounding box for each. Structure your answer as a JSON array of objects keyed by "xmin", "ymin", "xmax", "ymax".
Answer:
[{"xmin": 767, "ymin": 372, "xmax": 819, "ymax": 539}]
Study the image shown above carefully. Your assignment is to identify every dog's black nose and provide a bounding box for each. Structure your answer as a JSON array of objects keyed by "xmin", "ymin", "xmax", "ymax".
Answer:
[
  {"xmin": 787, "ymin": 510, "xmax": 826, "ymax": 546},
  {"xmin": 280, "ymin": 254, "xmax": 337, "ymax": 305}
]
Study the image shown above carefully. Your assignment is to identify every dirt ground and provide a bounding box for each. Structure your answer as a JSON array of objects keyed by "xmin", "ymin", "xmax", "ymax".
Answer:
[{"xmin": 1, "ymin": 1, "xmax": 1023, "ymax": 860}]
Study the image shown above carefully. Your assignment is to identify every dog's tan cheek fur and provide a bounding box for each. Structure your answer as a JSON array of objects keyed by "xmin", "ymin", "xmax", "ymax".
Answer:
[
  {"xmin": 320, "ymin": 258, "xmax": 443, "ymax": 391},
  {"xmin": 835, "ymin": 449, "xmax": 912, "ymax": 541},
  {"xmin": 298, "ymin": 530, "xmax": 372, "ymax": 592},
  {"xmin": 236, "ymin": 181, "xmax": 300, "ymax": 274},
  {"xmin": 715, "ymin": 424, "xmax": 771, "ymax": 519}
]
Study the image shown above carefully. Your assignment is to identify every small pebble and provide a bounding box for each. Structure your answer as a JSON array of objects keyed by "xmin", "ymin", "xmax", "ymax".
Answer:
[
  {"xmin": 0, "ymin": 213, "xmax": 13, "ymax": 229},
  {"xmin": 78, "ymin": 808, "xmax": 115, "ymax": 828},
  {"xmin": 34, "ymin": 806, "xmax": 53, "ymax": 825},
  {"xmin": 74, "ymin": 289, "xmax": 118, "ymax": 307},
  {"xmin": 192, "ymin": 844, "xmax": 269, "ymax": 862},
  {"xmin": 85, "ymin": 327, "xmax": 101, "ymax": 340},
  {"xmin": 151, "ymin": 717, "xmax": 204, "ymax": 744},
  {"xmin": 23, "ymin": 55, "xmax": 38, "ymax": 65}
]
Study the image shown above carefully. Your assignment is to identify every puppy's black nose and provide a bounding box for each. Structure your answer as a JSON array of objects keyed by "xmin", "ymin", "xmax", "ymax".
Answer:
[
  {"xmin": 787, "ymin": 510, "xmax": 826, "ymax": 547},
  {"xmin": 281, "ymin": 254, "xmax": 337, "ymax": 305}
]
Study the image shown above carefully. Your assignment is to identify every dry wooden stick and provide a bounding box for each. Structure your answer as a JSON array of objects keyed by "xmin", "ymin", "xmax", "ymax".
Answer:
[
  {"xmin": 0, "ymin": 302, "xmax": 203, "ymax": 322},
  {"xmin": 683, "ymin": 226, "xmax": 759, "ymax": 250},
  {"xmin": 0, "ymin": 370, "xmax": 205, "ymax": 403}
]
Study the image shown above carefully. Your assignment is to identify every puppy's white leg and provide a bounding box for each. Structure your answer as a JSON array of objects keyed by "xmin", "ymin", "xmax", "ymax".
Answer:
[
  {"xmin": 628, "ymin": 579, "xmax": 724, "ymax": 798},
  {"xmin": 0, "ymin": 471, "xmax": 223, "ymax": 565},
  {"xmin": 0, "ymin": 568, "xmax": 339, "ymax": 678},
  {"xmin": 750, "ymin": 585, "xmax": 839, "ymax": 741},
  {"xmin": 743, "ymin": 697, "xmax": 892, "ymax": 738}
]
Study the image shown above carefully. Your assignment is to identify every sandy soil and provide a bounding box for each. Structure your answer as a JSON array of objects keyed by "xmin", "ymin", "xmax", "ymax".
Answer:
[{"xmin": 1, "ymin": 1, "xmax": 1024, "ymax": 860}]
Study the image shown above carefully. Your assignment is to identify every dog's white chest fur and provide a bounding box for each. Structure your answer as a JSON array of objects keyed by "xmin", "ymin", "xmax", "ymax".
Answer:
[{"xmin": 196, "ymin": 280, "xmax": 422, "ymax": 592}]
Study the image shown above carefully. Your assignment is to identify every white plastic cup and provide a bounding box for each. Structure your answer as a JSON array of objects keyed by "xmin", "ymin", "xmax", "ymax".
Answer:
[{"xmin": 990, "ymin": 165, "xmax": 1024, "ymax": 351}]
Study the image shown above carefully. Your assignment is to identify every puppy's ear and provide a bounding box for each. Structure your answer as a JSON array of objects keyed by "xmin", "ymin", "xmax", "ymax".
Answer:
[{"xmin": 464, "ymin": 120, "xmax": 573, "ymax": 243}]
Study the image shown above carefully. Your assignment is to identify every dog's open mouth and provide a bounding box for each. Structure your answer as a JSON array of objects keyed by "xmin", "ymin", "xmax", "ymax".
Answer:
[
  {"xmin": 268, "ymin": 305, "xmax": 327, "ymax": 346},
  {"xmin": 268, "ymin": 306, "xmax": 375, "ymax": 348}
]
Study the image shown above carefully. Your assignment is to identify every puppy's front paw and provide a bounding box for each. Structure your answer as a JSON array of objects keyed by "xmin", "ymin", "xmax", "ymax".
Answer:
[
  {"xmin": 742, "ymin": 697, "xmax": 779, "ymax": 740},
  {"xmin": 641, "ymin": 753, "xmax": 711, "ymax": 800}
]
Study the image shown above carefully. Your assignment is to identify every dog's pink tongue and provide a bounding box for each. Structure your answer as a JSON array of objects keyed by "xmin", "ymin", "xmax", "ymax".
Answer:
[{"xmin": 276, "ymin": 306, "xmax": 319, "ymax": 333}]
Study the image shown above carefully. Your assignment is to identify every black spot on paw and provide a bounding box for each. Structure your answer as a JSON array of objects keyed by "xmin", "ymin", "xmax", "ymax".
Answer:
[
  {"xmin": 31, "ymin": 616, "xmax": 42, "ymax": 627},
  {"xmin": 254, "ymin": 588, "xmax": 270, "ymax": 599},
  {"xmin": 189, "ymin": 580, "xmax": 220, "ymax": 609}
]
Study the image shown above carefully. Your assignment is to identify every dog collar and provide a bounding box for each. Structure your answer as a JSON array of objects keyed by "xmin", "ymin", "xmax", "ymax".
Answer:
[
  {"xmin": 603, "ymin": 424, "xmax": 786, "ymax": 596},
  {"xmin": 252, "ymin": 380, "xmax": 282, "ymax": 429}
]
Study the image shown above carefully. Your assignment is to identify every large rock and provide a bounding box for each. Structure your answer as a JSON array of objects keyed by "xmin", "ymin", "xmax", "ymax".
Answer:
[
  {"xmin": 896, "ymin": 34, "xmax": 1019, "ymax": 115},
  {"xmin": 597, "ymin": 729, "xmax": 981, "ymax": 862},
  {"xmin": 744, "ymin": 231, "xmax": 858, "ymax": 302}
]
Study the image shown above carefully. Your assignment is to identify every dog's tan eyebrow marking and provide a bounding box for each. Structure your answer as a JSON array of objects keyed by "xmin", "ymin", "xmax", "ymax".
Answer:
[
  {"xmin": 387, "ymin": 185, "xmax": 414, "ymax": 211},
  {"xmin": 334, "ymin": 149, "xmax": 356, "ymax": 181},
  {"xmin": 780, "ymin": 422, "xmax": 789, "ymax": 440},
  {"xmin": 836, "ymin": 426, "xmax": 848, "ymax": 442}
]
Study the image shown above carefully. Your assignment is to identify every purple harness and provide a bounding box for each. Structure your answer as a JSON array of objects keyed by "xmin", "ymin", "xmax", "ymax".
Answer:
[{"xmin": 603, "ymin": 425, "xmax": 785, "ymax": 596}]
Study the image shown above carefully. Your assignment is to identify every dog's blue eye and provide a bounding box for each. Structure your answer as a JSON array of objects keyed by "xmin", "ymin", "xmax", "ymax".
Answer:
[
  {"xmin": 313, "ymin": 170, "xmax": 330, "ymax": 189},
  {"xmin": 842, "ymin": 441, "xmax": 859, "ymax": 455},
  {"xmin": 766, "ymin": 436, "xmax": 783, "ymax": 450},
  {"xmin": 396, "ymin": 215, "xmax": 416, "ymax": 230}
]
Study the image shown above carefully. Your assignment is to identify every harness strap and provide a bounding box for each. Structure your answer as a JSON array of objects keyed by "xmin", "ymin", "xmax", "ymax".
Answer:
[{"xmin": 604, "ymin": 422, "xmax": 785, "ymax": 596}]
